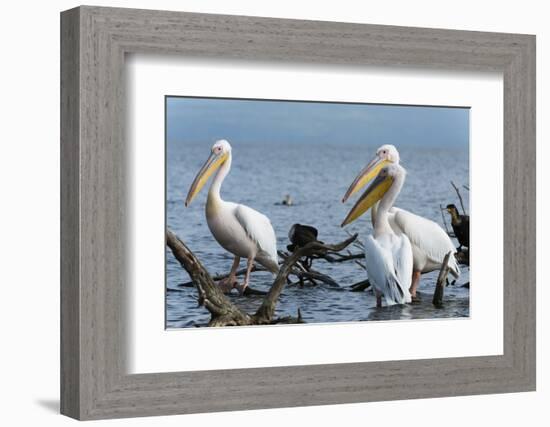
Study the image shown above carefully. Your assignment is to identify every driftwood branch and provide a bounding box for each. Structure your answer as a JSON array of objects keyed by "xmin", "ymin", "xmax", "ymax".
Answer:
[
  {"xmin": 433, "ymin": 251, "xmax": 452, "ymax": 308},
  {"xmin": 439, "ymin": 203, "xmax": 452, "ymax": 236},
  {"xmin": 254, "ymin": 234, "xmax": 358, "ymax": 323},
  {"xmin": 277, "ymin": 251, "xmax": 344, "ymax": 287},
  {"xmin": 166, "ymin": 230, "xmax": 252, "ymax": 326},
  {"xmin": 450, "ymin": 181, "xmax": 467, "ymax": 215},
  {"xmin": 166, "ymin": 229, "xmax": 358, "ymax": 326},
  {"xmin": 178, "ymin": 249, "xmax": 364, "ymax": 289},
  {"xmin": 313, "ymin": 252, "xmax": 365, "ymax": 263},
  {"xmin": 296, "ymin": 270, "xmax": 340, "ymax": 287},
  {"xmin": 349, "ymin": 279, "xmax": 371, "ymax": 292},
  {"xmin": 178, "ymin": 264, "xmax": 267, "ymax": 289},
  {"xmin": 345, "ymin": 230, "xmax": 365, "ymax": 251}
]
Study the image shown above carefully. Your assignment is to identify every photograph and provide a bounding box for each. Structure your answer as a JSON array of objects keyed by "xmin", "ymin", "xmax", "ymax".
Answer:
[{"xmin": 165, "ymin": 96, "xmax": 470, "ymax": 329}]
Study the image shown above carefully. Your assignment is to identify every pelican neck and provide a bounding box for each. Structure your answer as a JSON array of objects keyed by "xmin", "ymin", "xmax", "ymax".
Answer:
[
  {"xmin": 373, "ymin": 166, "xmax": 405, "ymax": 237},
  {"xmin": 207, "ymin": 152, "xmax": 232, "ymax": 204}
]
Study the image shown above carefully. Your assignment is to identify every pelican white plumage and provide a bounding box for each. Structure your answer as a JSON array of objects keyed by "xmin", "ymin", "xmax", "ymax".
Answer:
[
  {"xmin": 185, "ymin": 140, "xmax": 279, "ymax": 294},
  {"xmin": 342, "ymin": 144, "xmax": 460, "ymax": 298},
  {"xmin": 341, "ymin": 163, "xmax": 413, "ymax": 307}
]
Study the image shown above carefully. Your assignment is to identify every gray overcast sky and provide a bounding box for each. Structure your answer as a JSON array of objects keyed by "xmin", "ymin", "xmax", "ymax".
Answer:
[{"xmin": 166, "ymin": 96, "xmax": 469, "ymax": 147}]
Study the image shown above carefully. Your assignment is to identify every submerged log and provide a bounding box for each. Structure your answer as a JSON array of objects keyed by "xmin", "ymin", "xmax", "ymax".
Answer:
[{"xmin": 166, "ymin": 229, "xmax": 357, "ymax": 327}]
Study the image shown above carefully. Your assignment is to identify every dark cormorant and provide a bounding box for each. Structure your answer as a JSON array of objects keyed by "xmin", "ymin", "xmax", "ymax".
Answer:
[
  {"xmin": 446, "ymin": 204, "xmax": 469, "ymax": 250},
  {"xmin": 286, "ymin": 224, "xmax": 322, "ymax": 252}
]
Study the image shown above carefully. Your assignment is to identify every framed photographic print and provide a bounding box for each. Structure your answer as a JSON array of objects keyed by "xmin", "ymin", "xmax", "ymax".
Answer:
[{"xmin": 61, "ymin": 5, "xmax": 536, "ymax": 420}]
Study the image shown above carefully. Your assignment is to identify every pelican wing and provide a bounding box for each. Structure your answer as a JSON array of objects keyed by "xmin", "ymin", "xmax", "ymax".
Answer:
[
  {"xmin": 392, "ymin": 234, "xmax": 413, "ymax": 296},
  {"xmin": 364, "ymin": 235, "xmax": 411, "ymax": 305},
  {"xmin": 391, "ymin": 208, "xmax": 460, "ymax": 277},
  {"xmin": 234, "ymin": 204, "xmax": 279, "ymax": 272}
]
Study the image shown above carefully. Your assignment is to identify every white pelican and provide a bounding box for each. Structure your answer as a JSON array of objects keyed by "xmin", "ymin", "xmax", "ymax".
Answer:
[
  {"xmin": 185, "ymin": 140, "xmax": 279, "ymax": 294},
  {"xmin": 342, "ymin": 144, "xmax": 460, "ymax": 298},
  {"xmin": 342, "ymin": 163, "xmax": 413, "ymax": 307}
]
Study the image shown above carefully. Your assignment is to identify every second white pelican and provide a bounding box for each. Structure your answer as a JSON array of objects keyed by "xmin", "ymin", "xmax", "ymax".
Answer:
[
  {"xmin": 185, "ymin": 140, "xmax": 279, "ymax": 294},
  {"xmin": 342, "ymin": 144, "xmax": 460, "ymax": 298},
  {"xmin": 342, "ymin": 163, "xmax": 413, "ymax": 307}
]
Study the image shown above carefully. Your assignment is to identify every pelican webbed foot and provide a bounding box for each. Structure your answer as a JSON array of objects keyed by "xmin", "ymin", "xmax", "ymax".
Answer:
[
  {"xmin": 410, "ymin": 294, "xmax": 422, "ymax": 304},
  {"xmin": 217, "ymin": 255, "xmax": 241, "ymax": 294},
  {"xmin": 235, "ymin": 282, "xmax": 249, "ymax": 296},
  {"xmin": 235, "ymin": 257, "xmax": 255, "ymax": 296},
  {"xmin": 217, "ymin": 276, "xmax": 238, "ymax": 294}
]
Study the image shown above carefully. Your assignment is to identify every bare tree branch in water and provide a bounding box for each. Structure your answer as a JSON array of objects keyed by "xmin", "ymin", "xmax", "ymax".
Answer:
[
  {"xmin": 441, "ymin": 182, "xmax": 470, "ymax": 266},
  {"xmin": 178, "ymin": 265, "xmax": 268, "ymax": 295},
  {"xmin": 254, "ymin": 234, "xmax": 359, "ymax": 324},
  {"xmin": 439, "ymin": 203, "xmax": 453, "ymax": 236},
  {"xmin": 433, "ymin": 251, "xmax": 452, "ymax": 308},
  {"xmin": 166, "ymin": 230, "xmax": 252, "ymax": 326},
  {"xmin": 349, "ymin": 279, "xmax": 372, "ymax": 292},
  {"xmin": 450, "ymin": 180, "xmax": 467, "ymax": 215},
  {"xmin": 312, "ymin": 252, "xmax": 365, "ymax": 263},
  {"xmin": 177, "ymin": 244, "xmax": 364, "ymax": 289},
  {"xmin": 166, "ymin": 229, "xmax": 357, "ymax": 327}
]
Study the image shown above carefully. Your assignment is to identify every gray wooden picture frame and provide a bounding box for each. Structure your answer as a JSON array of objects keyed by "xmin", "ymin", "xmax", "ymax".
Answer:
[{"xmin": 60, "ymin": 5, "xmax": 536, "ymax": 420}]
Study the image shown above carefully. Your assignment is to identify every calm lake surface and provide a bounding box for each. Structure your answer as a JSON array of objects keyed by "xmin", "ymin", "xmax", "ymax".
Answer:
[{"xmin": 166, "ymin": 141, "xmax": 470, "ymax": 328}]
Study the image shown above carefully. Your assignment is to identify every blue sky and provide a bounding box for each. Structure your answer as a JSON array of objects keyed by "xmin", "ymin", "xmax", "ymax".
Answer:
[{"xmin": 166, "ymin": 97, "xmax": 469, "ymax": 147}]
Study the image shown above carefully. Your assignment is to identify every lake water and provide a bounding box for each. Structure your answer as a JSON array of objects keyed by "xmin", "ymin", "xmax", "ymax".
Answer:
[{"xmin": 166, "ymin": 141, "xmax": 469, "ymax": 328}]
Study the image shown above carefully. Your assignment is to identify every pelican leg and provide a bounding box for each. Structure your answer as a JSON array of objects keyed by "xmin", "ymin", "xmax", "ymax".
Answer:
[
  {"xmin": 237, "ymin": 257, "xmax": 255, "ymax": 296},
  {"xmin": 218, "ymin": 256, "xmax": 240, "ymax": 293},
  {"xmin": 375, "ymin": 290, "xmax": 382, "ymax": 308},
  {"xmin": 409, "ymin": 270, "xmax": 421, "ymax": 299}
]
